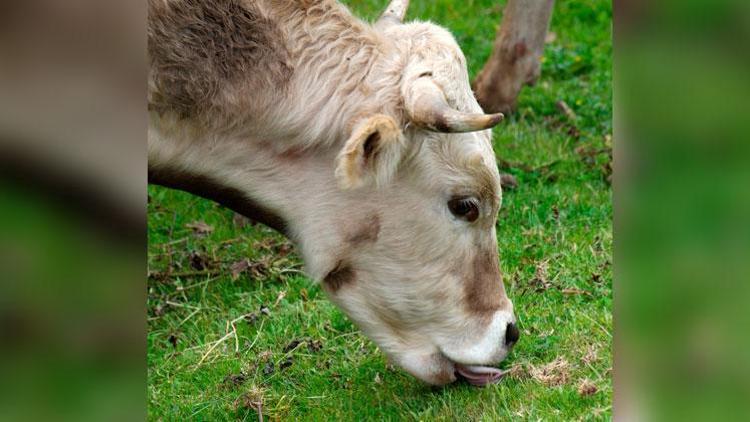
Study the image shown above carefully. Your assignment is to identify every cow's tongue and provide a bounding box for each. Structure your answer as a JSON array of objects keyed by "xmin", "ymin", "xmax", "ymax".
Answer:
[{"xmin": 455, "ymin": 364, "xmax": 507, "ymax": 387}]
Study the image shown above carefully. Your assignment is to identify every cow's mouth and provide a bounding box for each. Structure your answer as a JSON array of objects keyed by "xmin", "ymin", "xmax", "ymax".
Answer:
[{"xmin": 454, "ymin": 363, "xmax": 508, "ymax": 386}]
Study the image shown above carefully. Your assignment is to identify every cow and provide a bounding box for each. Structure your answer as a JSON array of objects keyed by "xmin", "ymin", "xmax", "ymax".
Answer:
[{"xmin": 148, "ymin": 0, "xmax": 519, "ymax": 386}]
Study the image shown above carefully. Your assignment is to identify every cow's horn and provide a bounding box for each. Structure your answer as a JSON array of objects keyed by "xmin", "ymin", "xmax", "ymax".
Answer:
[
  {"xmin": 377, "ymin": 0, "xmax": 409, "ymax": 25},
  {"xmin": 405, "ymin": 78, "xmax": 504, "ymax": 133}
]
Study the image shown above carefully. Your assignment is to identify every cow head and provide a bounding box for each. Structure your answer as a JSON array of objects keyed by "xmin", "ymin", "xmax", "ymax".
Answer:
[
  {"xmin": 145, "ymin": 0, "xmax": 517, "ymax": 386},
  {"xmin": 310, "ymin": 1, "xmax": 518, "ymax": 385}
]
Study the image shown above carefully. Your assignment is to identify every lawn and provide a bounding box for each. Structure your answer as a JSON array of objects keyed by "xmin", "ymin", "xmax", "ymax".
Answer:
[{"xmin": 147, "ymin": 0, "xmax": 612, "ymax": 419}]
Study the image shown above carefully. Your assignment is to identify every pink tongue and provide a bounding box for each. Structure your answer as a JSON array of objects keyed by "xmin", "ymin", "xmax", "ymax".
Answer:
[{"xmin": 455, "ymin": 364, "xmax": 507, "ymax": 386}]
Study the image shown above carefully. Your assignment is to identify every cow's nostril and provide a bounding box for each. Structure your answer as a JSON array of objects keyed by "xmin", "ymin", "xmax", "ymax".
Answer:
[{"xmin": 505, "ymin": 322, "xmax": 520, "ymax": 346}]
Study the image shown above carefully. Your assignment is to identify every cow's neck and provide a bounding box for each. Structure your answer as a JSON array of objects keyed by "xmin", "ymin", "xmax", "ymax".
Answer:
[
  {"xmin": 148, "ymin": 0, "xmax": 406, "ymax": 280},
  {"xmin": 148, "ymin": 119, "xmax": 366, "ymax": 281}
]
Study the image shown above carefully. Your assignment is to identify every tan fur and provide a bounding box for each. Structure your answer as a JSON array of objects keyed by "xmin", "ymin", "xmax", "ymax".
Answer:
[
  {"xmin": 464, "ymin": 249, "xmax": 505, "ymax": 315},
  {"xmin": 148, "ymin": 0, "xmax": 516, "ymax": 385}
]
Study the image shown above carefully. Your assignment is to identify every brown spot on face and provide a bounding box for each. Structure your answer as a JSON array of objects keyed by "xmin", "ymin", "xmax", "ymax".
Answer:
[
  {"xmin": 323, "ymin": 262, "xmax": 356, "ymax": 292},
  {"xmin": 347, "ymin": 213, "xmax": 380, "ymax": 246},
  {"xmin": 464, "ymin": 249, "xmax": 504, "ymax": 315},
  {"xmin": 148, "ymin": 165, "xmax": 288, "ymax": 235}
]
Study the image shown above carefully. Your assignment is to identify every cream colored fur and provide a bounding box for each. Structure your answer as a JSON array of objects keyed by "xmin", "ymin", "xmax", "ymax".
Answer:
[{"xmin": 149, "ymin": 0, "xmax": 515, "ymax": 385}]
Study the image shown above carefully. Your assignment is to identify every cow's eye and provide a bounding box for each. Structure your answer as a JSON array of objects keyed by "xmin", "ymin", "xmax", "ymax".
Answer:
[{"xmin": 448, "ymin": 197, "xmax": 479, "ymax": 222}]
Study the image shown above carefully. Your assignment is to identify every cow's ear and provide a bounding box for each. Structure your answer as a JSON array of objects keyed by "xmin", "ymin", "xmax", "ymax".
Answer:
[{"xmin": 335, "ymin": 114, "xmax": 405, "ymax": 189}]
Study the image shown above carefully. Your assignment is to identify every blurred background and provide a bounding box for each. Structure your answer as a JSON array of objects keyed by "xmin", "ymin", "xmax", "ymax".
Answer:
[
  {"xmin": 0, "ymin": 0, "xmax": 145, "ymax": 420},
  {"xmin": 615, "ymin": 0, "xmax": 750, "ymax": 420},
  {"xmin": 0, "ymin": 0, "xmax": 748, "ymax": 420}
]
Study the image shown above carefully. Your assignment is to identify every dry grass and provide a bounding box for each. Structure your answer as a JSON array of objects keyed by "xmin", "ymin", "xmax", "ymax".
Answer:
[{"xmin": 529, "ymin": 356, "xmax": 572, "ymax": 387}]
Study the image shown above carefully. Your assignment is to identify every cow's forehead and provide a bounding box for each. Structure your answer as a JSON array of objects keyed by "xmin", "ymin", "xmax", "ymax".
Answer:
[
  {"xmin": 454, "ymin": 132, "xmax": 501, "ymax": 204},
  {"xmin": 418, "ymin": 130, "xmax": 501, "ymax": 207}
]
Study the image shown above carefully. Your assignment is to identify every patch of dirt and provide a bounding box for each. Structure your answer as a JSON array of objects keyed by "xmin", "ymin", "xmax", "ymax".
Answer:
[
  {"xmin": 529, "ymin": 357, "xmax": 571, "ymax": 387},
  {"xmin": 578, "ymin": 378, "xmax": 598, "ymax": 396}
]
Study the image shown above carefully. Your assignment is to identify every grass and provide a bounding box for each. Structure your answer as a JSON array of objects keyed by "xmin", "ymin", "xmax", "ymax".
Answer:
[{"xmin": 147, "ymin": 0, "xmax": 612, "ymax": 419}]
